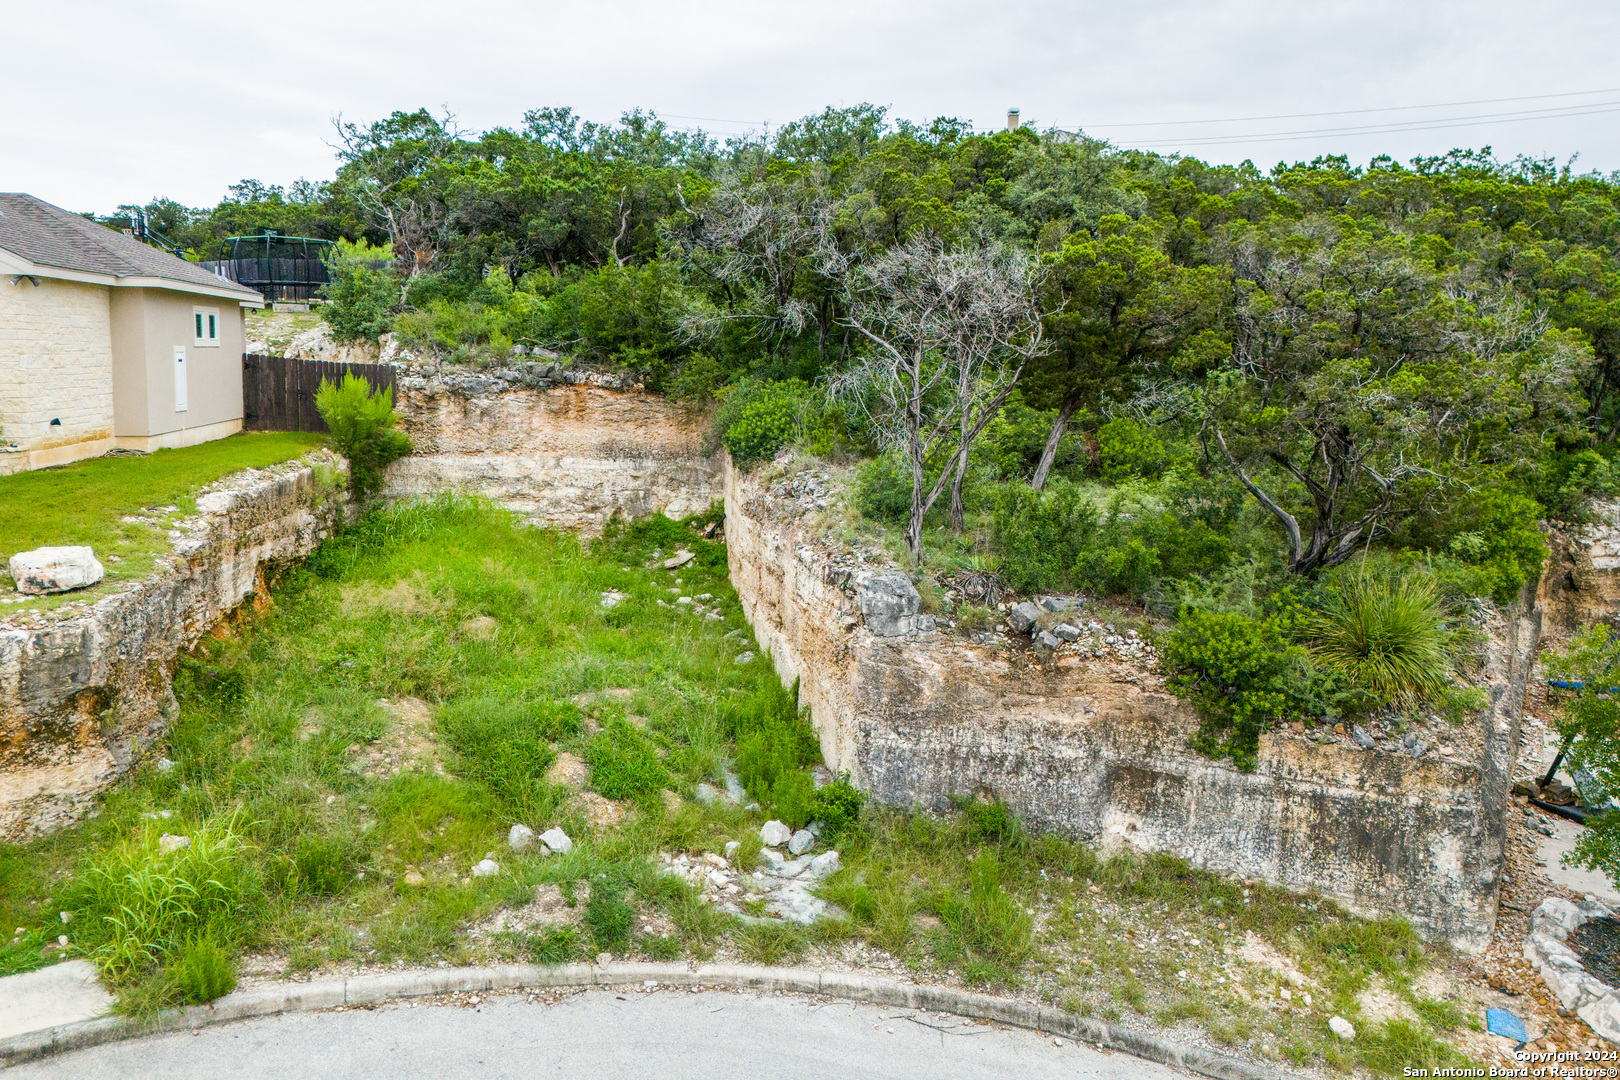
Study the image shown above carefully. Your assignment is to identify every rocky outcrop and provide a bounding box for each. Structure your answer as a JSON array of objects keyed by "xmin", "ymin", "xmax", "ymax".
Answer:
[
  {"xmin": 385, "ymin": 375, "xmax": 720, "ymax": 534},
  {"xmin": 725, "ymin": 457, "xmax": 1539, "ymax": 952},
  {"xmin": 0, "ymin": 455, "xmax": 350, "ymax": 840},
  {"xmin": 1539, "ymin": 498, "xmax": 1620, "ymax": 637}
]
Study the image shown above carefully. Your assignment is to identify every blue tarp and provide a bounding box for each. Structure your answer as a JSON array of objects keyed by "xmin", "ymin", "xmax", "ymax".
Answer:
[{"xmin": 1486, "ymin": 1008, "xmax": 1528, "ymax": 1044}]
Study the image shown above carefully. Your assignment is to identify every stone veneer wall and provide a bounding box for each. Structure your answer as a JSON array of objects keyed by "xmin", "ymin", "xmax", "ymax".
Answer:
[
  {"xmin": 384, "ymin": 373, "xmax": 721, "ymax": 534},
  {"xmin": 725, "ymin": 458, "xmax": 1539, "ymax": 952},
  {"xmin": 0, "ymin": 455, "xmax": 350, "ymax": 840},
  {"xmin": 0, "ymin": 278, "xmax": 116, "ymax": 473}
]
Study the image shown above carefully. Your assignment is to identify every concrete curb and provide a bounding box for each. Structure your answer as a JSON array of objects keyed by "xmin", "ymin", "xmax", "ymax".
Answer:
[{"xmin": 0, "ymin": 963, "xmax": 1286, "ymax": 1079}]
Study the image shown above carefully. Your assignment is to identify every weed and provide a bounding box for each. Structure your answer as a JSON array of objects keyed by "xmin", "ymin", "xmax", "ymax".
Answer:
[
  {"xmin": 638, "ymin": 933, "xmax": 681, "ymax": 961},
  {"xmin": 525, "ymin": 927, "xmax": 579, "ymax": 964},
  {"xmin": 586, "ymin": 720, "xmax": 669, "ymax": 803},
  {"xmin": 1306, "ymin": 572, "xmax": 1452, "ymax": 707},
  {"xmin": 584, "ymin": 872, "xmax": 635, "ymax": 953},
  {"xmin": 168, "ymin": 936, "xmax": 237, "ymax": 1003},
  {"xmin": 64, "ymin": 817, "xmax": 260, "ymax": 984},
  {"xmin": 738, "ymin": 921, "xmax": 807, "ymax": 965}
]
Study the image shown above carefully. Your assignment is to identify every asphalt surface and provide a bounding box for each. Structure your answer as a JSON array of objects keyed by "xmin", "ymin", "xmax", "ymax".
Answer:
[{"xmin": 9, "ymin": 987, "xmax": 1189, "ymax": 1079}]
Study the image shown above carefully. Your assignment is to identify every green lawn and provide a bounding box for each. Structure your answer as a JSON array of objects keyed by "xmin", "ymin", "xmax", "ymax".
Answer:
[{"xmin": 0, "ymin": 432, "xmax": 326, "ymax": 610}]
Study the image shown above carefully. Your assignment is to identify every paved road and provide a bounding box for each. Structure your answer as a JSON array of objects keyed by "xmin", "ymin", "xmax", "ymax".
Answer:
[{"xmin": 11, "ymin": 988, "xmax": 1189, "ymax": 1079}]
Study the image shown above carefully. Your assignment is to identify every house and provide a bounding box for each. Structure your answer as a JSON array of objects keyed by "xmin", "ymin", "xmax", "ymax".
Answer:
[{"xmin": 0, "ymin": 193, "xmax": 264, "ymax": 474}]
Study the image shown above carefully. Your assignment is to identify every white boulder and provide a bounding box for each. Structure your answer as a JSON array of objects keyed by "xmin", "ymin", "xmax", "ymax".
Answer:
[
  {"xmin": 508, "ymin": 824, "xmax": 535, "ymax": 851},
  {"xmin": 760, "ymin": 819, "xmax": 792, "ymax": 847},
  {"xmin": 540, "ymin": 827, "xmax": 573, "ymax": 855},
  {"xmin": 9, "ymin": 546, "xmax": 104, "ymax": 595},
  {"xmin": 1327, "ymin": 1016, "xmax": 1356, "ymax": 1040},
  {"xmin": 788, "ymin": 829, "xmax": 815, "ymax": 855},
  {"xmin": 471, "ymin": 859, "xmax": 500, "ymax": 877}
]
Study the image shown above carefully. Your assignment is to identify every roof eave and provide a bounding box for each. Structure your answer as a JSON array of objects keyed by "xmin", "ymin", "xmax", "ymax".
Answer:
[{"xmin": 0, "ymin": 245, "xmax": 265, "ymax": 306}]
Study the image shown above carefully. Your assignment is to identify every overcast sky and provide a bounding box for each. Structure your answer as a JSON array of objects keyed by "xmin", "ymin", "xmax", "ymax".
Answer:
[{"xmin": 8, "ymin": 0, "xmax": 1618, "ymax": 214}]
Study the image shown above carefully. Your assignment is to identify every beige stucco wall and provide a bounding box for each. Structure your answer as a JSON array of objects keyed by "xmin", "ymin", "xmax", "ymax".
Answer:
[
  {"xmin": 109, "ymin": 287, "xmax": 244, "ymax": 443},
  {"xmin": 0, "ymin": 277, "xmax": 115, "ymax": 472}
]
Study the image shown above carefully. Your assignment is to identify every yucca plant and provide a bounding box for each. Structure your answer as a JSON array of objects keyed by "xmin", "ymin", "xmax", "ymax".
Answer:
[{"xmin": 1306, "ymin": 572, "xmax": 1452, "ymax": 707}]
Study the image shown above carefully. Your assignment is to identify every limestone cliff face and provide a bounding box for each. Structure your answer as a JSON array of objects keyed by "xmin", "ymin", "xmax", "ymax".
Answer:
[
  {"xmin": 385, "ymin": 377, "xmax": 721, "ymax": 534},
  {"xmin": 726, "ymin": 457, "xmax": 1539, "ymax": 952},
  {"xmin": 0, "ymin": 456, "xmax": 350, "ymax": 840},
  {"xmin": 1539, "ymin": 499, "xmax": 1620, "ymax": 639}
]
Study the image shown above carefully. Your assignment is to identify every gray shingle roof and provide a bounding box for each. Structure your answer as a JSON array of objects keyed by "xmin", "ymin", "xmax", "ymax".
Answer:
[{"xmin": 0, "ymin": 193, "xmax": 261, "ymax": 300}]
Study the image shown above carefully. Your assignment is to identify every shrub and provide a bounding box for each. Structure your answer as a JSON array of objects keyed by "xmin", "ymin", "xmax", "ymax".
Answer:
[
  {"xmin": 1162, "ymin": 609, "xmax": 1304, "ymax": 770},
  {"xmin": 321, "ymin": 243, "xmax": 398, "ymax": 344},
  {"xmin": 854, "ymin": 454, "xmax": 916, "ymax": 525},
  {"xmin": 1440, "ymin": 488, "xmax": 1548, "ymax": 603},
  {"xmin": 710, "ymin": 379, "xmax": 809, "ymax": 466},
  {"xmin": 168, "ymin": 936, "xmax": 237, "ymax": 1004},
  {"xmin": 314, "ymin": 372, "xmax": 413, "ymax": 496},
  {"xmin": 733, "ymin": 681, "xmax": 820, "ymax": 825},
  {"xmin": 288, "ymin": 835, "xmax": 357, "ymax": 897},
  {"xmin": 585, "ymin": 718, "xmax": 669, "ymax": 802},
  {"xmin": 960, "ymin": 799, "xmax": 1015, "ymax": 843},
  {"xmin": 769, "ymin": 768, "xmax": 817, "ymax": 829},
  {"xmin": 1537, "ymin": 448, "xmax": 1620, "ymax": 520},
  {"xmin": 1096, "ymin": 417, "xmax": 1167, "ymax": 483},
  {"xmin": 990, "ymin": 480, "xmax": 1100, "ymax": 594},
  {"xmin": 1305, "ymin": 572, "xmax": 1452, "ymax": 707},
  {"xmin": 809, "ymin": 779, "xmax": 866, "ymax": 842},
  {"xmin": 723, "ymin": 396, "xmax": 799, "ymax": 469}
]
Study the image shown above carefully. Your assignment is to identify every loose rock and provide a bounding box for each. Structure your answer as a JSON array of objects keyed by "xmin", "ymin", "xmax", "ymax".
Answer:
[
  {"xmin": 1007, "ymin": 602, "xmax": 1041, "ymax": 633},
  {"xmin": 157, "ymin": 833, "xmax": 190, "ymax": 853},
  {"xmin": 508, "ymin": 824, "xmax": 535, "ymax": 852},
  {"xmin": 1328, "ymin": 1016, "xmax": 1356, "ymax": 1040},
  {"xmin": 760, "ymin": 819, "xmax": 792, "ymax": 847},
  {"xmin": 540, "ymin": 827, "xmax": 574, "ymax": 854},
  {"xmin": 788, "ymin": 829, "xmax": 814, "ymax": 855},
  {"xmin": 471, "ymin": 859, "xmax": 499, "ymax": 877},
  {"xmin": 9, "ymin": 546, "xmax": 104, "ymax": 595}
]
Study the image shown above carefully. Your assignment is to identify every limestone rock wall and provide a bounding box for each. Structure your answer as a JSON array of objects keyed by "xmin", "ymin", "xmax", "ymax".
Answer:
[
  {"xmin": 725, "ymin": 458, "xmax": 1538, "ymax": 952},
  {"xmin": 386, "ymin": 377, "xmax": 721, "ymax": 534},
  {"xmin": 1539, "ymin": 498, "xmax": 1620, "ymax": 638},
  {"xmin": 0, "ymin": 455, "xmax": 351, "ymax": 840}
]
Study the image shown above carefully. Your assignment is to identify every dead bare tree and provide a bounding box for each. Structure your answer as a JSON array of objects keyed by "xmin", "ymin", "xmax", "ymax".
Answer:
[
  {"xmin": 828, "ymin": 235, "xmax": 1045, "ymax": 560},
  {"xmin": 671, "ymin": 170, "xmax": 841, "ymax": 355}
]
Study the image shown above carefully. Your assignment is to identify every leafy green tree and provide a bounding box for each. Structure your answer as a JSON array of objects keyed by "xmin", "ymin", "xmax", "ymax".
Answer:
[
  {"xmin": 1205, "ymin": 219, "xmax": 1591, "ymax": 574},
  {"xmin": 321, "ymin": 241, "xmax": 400, "ymax": 343}
]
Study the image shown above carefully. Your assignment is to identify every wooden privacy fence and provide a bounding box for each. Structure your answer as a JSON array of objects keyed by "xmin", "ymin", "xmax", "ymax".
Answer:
[{"xmin": 242, "ymin": 353, "xmax": 398, "ymax": 433}]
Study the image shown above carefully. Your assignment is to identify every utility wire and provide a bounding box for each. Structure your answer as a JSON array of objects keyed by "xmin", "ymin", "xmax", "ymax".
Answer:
[
  {"xmin": 1071, "ymin": 86, "xmax": 1620, "ymax": 130},
  {"xmin": 1109, "ymin": 102, "xmax": 1620, "ymax": 149}
]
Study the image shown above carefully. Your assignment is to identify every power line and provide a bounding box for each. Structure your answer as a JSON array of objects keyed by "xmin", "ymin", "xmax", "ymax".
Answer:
[
  {"xmin": 1071, "ymin": 86, "xmax": 1620, "ymax": 130},
  {"xmin": 1110, "ymin": 102, "xmax": 1620, "ymax": 149}
]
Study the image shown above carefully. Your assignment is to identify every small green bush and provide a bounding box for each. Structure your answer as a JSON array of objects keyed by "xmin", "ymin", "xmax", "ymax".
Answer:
[
  {"xmin": 1441, "ymin": 488, "xmax": 1548, "ymax": 603},
  {"xmin": 724, "ymin": 396, "xmax": 799, "ymax": 469},
  {"xmin": 321, "ymin": 244, "xmax": 398, "ymax": 344},
  {"xmin": 585, "ymin": 718, "xmax": 669, "ymax": 802},
  {"xmin": 809, "ymin": 779, "xmax": 866, "ymax": 841},
  {"xmin": 1163, "ymin": 609, "xmax": 1304, "ymax": 770},
  {"xmin": 65, "ymin": 817, "xmax": 260, "ymax": 982},
  {"xmin": 960, "ymin": 799, "xmax": 1015, "ymax": 843},
  {"xmin": 526, "ymin": 926, "xmax": 579, "ymax": 964},
  {"xmin": 991, "ymin": 480, "xmax": 1100, "ymax": 594},
  {"xmin": 1305, "ymin": 572, "xmax": 1452, "ymax": 708},
  {"xmin": 1096, "ymin": 417, "xmax": 1167, "ymax": 483},
  {"xmin": 314, "ymin": 372, "xmax": 413, "ymax": 496},
  {"xmin": 168, "ymin": 936, "xmax": 237, "ymax": 1004},
  {"xmin": 289, "ymin": 835, "xmax": 357, "ymax": 897}
]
